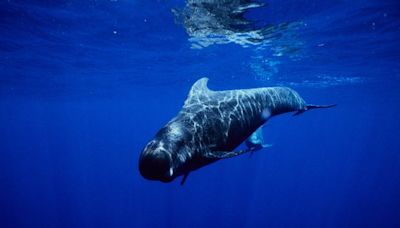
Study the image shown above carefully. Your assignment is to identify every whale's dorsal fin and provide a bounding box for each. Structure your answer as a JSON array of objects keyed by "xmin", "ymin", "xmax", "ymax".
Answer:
[
  {"xmin": 188, "ymin": 77, "xmax": 210, "ymax": 96},
  {"xmin": 184, "ymin": 77, "xmax": 212, "ymax": 106}
]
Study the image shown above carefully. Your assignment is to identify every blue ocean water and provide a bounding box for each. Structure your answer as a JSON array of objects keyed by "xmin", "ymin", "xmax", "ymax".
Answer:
[{"xmin": 1, "ymin": 0, "xmax": 400, "ymax": 227}]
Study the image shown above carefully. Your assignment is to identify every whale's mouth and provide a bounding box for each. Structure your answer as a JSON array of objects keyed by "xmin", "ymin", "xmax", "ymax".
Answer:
[{"xmin": 139, "ymin": 151, "xmax": 173, "ymax": 182}]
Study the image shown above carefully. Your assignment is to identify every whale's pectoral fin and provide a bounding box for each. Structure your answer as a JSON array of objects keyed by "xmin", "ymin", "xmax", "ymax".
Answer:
[
  {"xmin": 180, "ymin": 172, "xmax": 190, "ymax": 186},
  {"xmin": 248, "ymin": 144, "xmax": 272, "ymax": 158},
  {"xmin": 293, "ymin": 104, "xmax": 337, "ymax": 116},
  {"xmin": 203, "ymin": 149, "xmax": 249, "ymax": 159},
  {"xmin": 248, "ymin": 148, "xmax": 257, "ymax": 158}
]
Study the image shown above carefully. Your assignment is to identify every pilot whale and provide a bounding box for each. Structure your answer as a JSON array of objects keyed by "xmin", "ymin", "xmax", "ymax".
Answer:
[{"xmin": 139, "ymin": 78, "xmax": 335, "ymax": 185}]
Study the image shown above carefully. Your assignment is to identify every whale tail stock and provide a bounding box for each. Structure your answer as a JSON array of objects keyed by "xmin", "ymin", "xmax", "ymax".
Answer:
[{"xmin": 293, "ymin": 104, "xmax": 337, "ymax": 116}]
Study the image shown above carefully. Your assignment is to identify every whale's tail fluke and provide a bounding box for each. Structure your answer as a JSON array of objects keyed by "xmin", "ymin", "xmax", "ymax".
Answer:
[{"xmin": 294, "ymin": 104, "xmax": 337, "ymax": 116}]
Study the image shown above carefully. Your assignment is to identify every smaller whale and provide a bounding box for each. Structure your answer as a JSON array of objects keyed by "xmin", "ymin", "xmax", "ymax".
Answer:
[{"xmin": 245, "ymin": 126, "xmax": 272, "ymax": 153}]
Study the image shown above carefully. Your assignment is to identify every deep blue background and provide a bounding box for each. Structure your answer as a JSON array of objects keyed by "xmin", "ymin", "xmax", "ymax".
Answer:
[{"xmin": 1, "ymin": 0, "xmax": 400, "ymax": 227}]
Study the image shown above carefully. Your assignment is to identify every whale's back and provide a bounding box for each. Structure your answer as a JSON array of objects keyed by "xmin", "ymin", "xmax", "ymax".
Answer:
[{"xmin": 180, "ymin": 78, "xmax": 306, "ymax": 152}]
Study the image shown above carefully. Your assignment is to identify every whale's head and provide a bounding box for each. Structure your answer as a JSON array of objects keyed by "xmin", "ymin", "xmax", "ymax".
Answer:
[
  {"xmin": 139, "ymin": 144, "xmax": 173, "ymax": 182},
  {"xmin": 139, "ymin": 123, "xmax": 189, "ymax": 183}
]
